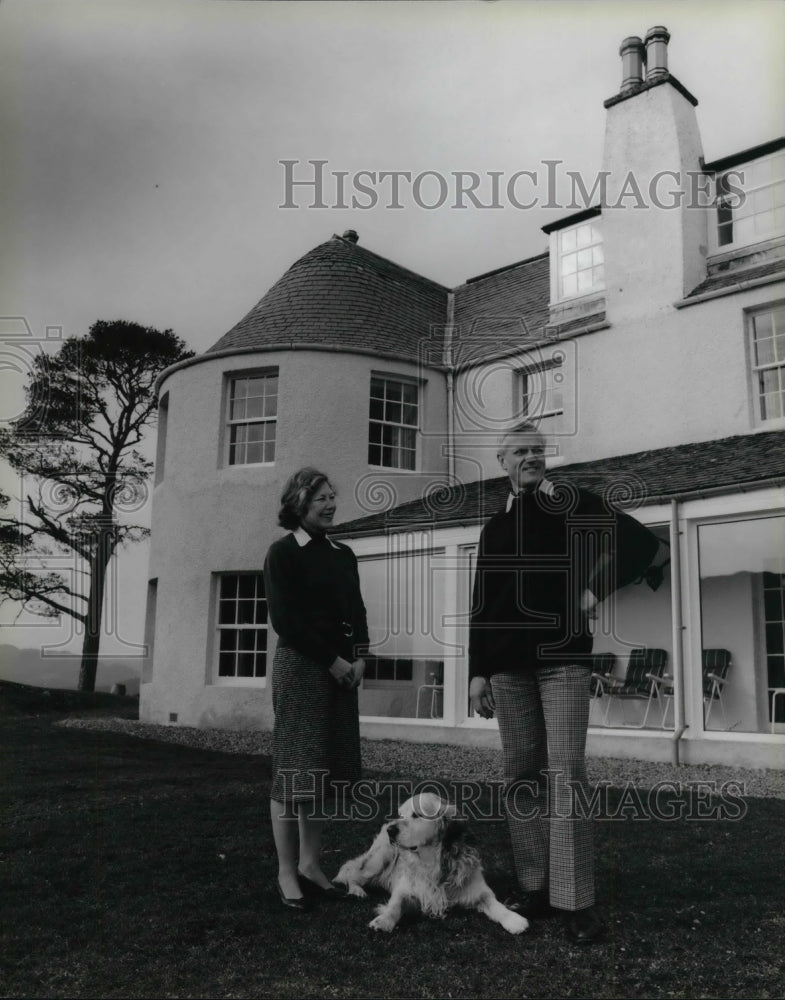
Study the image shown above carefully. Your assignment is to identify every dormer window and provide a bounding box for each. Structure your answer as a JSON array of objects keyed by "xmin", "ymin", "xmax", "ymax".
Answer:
[
  {"xmin": 714, "ymin": 150, "xmax": 785, "ymax": 251},
  {"xmin": 543, "ymin": 215, "xmax": 605, "ymax": 303}
]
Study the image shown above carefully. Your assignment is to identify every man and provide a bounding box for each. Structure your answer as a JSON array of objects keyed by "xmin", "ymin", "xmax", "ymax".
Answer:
[{"xmin": 469, "ymin": 421, "xmax": 660, "ymax": 944}]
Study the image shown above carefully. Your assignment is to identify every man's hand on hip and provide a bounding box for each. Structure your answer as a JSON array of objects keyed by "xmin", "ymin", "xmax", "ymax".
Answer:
[{"xmin": 469, "ymin": 676, "xmax": 496, "ymax": 719}]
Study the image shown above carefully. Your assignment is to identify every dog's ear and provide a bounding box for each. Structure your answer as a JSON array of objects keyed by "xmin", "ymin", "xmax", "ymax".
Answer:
[{"xmin": 441, "ymin": 816, "xmax": 469, "ymax": 852}]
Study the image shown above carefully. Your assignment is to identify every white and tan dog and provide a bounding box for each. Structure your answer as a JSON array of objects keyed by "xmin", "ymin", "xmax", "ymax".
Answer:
[{"xmin": 334, "ymin": 792, "xmax": 528, "ymax": 935}]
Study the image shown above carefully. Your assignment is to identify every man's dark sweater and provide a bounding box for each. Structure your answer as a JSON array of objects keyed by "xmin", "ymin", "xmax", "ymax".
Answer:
[{"xmin": 468, "ymin": 483, "xmax": 659, "ymax": 679}]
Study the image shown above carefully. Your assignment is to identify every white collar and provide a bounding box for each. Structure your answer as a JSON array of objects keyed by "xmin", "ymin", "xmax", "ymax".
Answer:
[
  {"xmin": 505, "ymin": 478, "xmax": 555, "ymax": 512},
  {"xmin": 293, "ymin": 527, "xmax": 340, "ymax": 549}
]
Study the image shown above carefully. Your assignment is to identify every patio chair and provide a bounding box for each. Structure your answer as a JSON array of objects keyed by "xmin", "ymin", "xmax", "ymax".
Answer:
[
  {"xmin": 657, "ymin": 648, "xmax": 732, "ymax": 730},
  {"xmin": 589, "ymin": 652, "xmax": 617, "ymax": 699},
  {"xmin": 599, "ymin": 647, "xmax": 668, "ymax": 727},
  {"xmin": 416, "ymin": 660, "xmax": 444, "ymax": 719}
]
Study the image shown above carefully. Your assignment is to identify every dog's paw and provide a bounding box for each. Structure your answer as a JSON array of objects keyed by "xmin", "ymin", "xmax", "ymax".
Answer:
[
  {"xmin": 368, "ymin": 913, "xmax": 397, "ymax": 933},
  {"xmin": 502, "ymin": 910, "xmax": 530, "ymax": 935},
  {"xmin": 345, "ymin": 884, "xmax": 368, "ymax": 898}
]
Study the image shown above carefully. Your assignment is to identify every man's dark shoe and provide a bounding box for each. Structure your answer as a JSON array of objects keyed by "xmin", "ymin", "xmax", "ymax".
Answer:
[
  {"xmin": 563, "ymin": 906, "xmax": 605, "ymax": 944},
  {"xmin": 512, "ymin": 889, "xmax": 554, "ymax": 920}
]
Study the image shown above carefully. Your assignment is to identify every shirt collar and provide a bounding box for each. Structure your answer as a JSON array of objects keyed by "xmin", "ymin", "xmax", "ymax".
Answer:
[
  {"xmin": 505, "ymin": 478, "xmax": 555, "ymax": 512},
  {"xmin": 293, "ymin": 527, "xmax": 340, "ymax": 549}
]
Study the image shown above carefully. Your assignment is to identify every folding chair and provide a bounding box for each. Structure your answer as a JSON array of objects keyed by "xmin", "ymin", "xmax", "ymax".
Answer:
[
  {"xmin": 589, "ymin": 652, "xmax": 617, "ymax": 699},
  {"xmin": 657, "ymin": 648, "xmax": 732, "ymax": 730},
  {"xmin": 601, "ymin": 648, "xmax": 668, "ymax": 727},
  {"xmin": 701, "ymin": 648, "xmax": 731, "ymax": 729}
]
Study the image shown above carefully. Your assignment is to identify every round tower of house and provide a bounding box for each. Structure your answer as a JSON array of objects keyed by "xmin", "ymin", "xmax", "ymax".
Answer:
[{"xmin": 141, "ymin": 232, "xmax": 449, "ymax": 730}]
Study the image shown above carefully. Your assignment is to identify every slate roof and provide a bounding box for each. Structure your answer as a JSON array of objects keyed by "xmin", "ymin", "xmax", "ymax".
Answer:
[
  {"xmin": 686, "ymin": 259, "xmax": 785, "ymax": 299},
  {"xmin": 451, "ymin": 253, "xmax": 551, "ymax": 367},
  {"xmin": 207, "ymin": 234, "xmax": 450, "ymax": 364},
  {"xmin": 333, "ymin": 429, "xmax": 785, "ymax": 537}
]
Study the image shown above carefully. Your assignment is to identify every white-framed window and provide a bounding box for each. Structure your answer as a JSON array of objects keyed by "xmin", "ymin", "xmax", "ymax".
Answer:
[
  {"xmin": 215, "ymin": 573, "xmax": 268, "ymax": 681},
  {"xmin": 368, "ymin": 374, "xmax": 419, "ymax": 470},
  {"xmin": 519, "ymin": 354, "xmax": 565, "ymax": 422},
  {"xmin": 749, "ymin": 304, "xmax": 785, "ymax": 422},
  {"xmin": 363, "ymin": 657, "xmax": 414, "ymax": 684},
  {"xmin": 715, "ymin": 150, "xmax": 785, "ymax": 251},
  {"xmin": 555, "ymin": 221, "xmax": 604, "ymax": 300},
  {"xmin": 226, "ymin": 371, "xmax": 278, "ymax": 466}
]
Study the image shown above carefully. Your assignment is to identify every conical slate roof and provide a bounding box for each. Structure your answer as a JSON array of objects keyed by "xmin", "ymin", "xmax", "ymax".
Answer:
[{"xmin": 207, "ymin": 233, "xmax": 450, "ymax": 365}]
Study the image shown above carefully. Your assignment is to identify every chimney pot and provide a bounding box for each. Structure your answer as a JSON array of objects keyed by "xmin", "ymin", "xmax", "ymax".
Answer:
[
  {"xmin": 645, "ymin": 25, "xmax": 670, "ymax": 81},
  {"xmin": 342, "ymin": 229, "xmax": 359, "ymax": 243},
  {"xmin": 619, "ymin": 36, "xmax": 645, "ymax": 94}
]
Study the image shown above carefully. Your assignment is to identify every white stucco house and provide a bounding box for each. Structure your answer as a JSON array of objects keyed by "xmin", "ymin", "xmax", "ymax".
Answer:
[{"xmin": 141, "ymin": 27, "xmax": 785, "ymax": 770}]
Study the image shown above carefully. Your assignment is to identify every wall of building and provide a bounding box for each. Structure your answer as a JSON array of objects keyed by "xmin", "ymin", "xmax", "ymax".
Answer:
[
  {"xmin": 141, "ymin": 348, "xmax": 448, "ymax": 728},
  {"xmin": 450, "ymin": 278, "xmax": 785, "ymax": 483}
]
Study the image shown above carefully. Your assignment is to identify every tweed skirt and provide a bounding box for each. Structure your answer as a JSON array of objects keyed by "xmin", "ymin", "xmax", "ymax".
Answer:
[{"xmin": 270, "ymin": 644, "xmax": 362, "ymax": 804}]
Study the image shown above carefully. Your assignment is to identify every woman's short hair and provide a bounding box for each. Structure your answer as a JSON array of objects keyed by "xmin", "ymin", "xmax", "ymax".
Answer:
[
  {"xmin": 496, "ymin": 420, "xmax": 544, "ymax": 460},
  {"xmin": 278, "ymin": 467, "xmax": 334, "ymax": 530}
]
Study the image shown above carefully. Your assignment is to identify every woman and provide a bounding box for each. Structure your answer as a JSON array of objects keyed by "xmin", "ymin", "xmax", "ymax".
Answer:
[{"xmin": 264, "ymin": 467, "xmax": 369, "ymax": 910}]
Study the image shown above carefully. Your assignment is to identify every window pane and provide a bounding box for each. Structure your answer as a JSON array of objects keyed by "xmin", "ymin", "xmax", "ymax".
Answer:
[
  {"xmin": 238, "ymin": 576, "xmax": 255, "ymax": 599},
  {"xmin": 231, "ymin": 397, "xmax": 247, "ymax": 421},
  {"xmin": 369, "ymin": 397, "xmax": 384, "ymax": 421},
  {"xmin": 221, "ymin": 575, "xmax": 238, "ymax": 599},
  {"xmin": 562, "ymin": 252, "xmax": 577, "ymax": 276},
  {"xmin": 219, "ymin": 652, "xmax": 235, "ymax": 677},
  {"xmin": 239, "ymin": 630, "xmax": 256, "ymax": 652},
  {"xmin": 753, "ymin": 312, "xmax": 774, "ymax": 339},
  {"xmin": 218, "ymin": 600, "xmax": 235, "ymax": 625},
  {"xmin": 237, "ymin": 653, "xmax": 255, "ymax": 678},
  {"xmin": 577, "ymin": 269, "xmax": 593, "ymax": 291},
  {"xmin": 562, "ymin": 274, "xmax": 578, "ymax": 297},
  {"xmin": 386, "ymin": 401, "xmax": 402, "ymax": 423},
  {"xmin": 560, "ymin": 228, "xmax": 576, "ymax": 252},
  {"xmin": 754, "ymin": 211, "xmax": 775, "ymax": 235},
  {"xmin": 386, "ymin": 381, "xmax": 402, "ymax": 402},
  {"xmin": 577, "ymin": 248, "xmax": 593, "ymax": 270},
  {"xmin": 237, "ymin": 600, "xmax": 255, "ymax": 624},
  {"xmin": 402, "ymin": 382, "xmax": 417, "ymax": 404},
  {"xmin": 755, "ymin": 335, "xmax": 775, "ymax": 366},
  {"xmin": 576, "ymin": 224, "xmax": 592, "ymax": 248},
  {"xmin": 377, "ymin": 659, "xmax": 394, "ymax": 680},
  {"xmin": 219, "ymin": 630, "xmax": 236, "ymax": 652}
]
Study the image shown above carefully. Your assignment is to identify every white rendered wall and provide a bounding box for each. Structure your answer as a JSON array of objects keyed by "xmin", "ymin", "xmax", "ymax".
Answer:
[{"xmin": 141, "ymin": 348, "xmax": 448, "ymax": 729}]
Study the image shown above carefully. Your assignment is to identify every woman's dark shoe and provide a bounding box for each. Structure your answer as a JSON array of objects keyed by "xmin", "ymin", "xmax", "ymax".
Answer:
[
  {"xmin": 297, "ymin": 871, "xmax": 351, "ymax": 900},
  {"xmin": 275, "ymin": 878, "xmax": 311, "ymax": 911}
]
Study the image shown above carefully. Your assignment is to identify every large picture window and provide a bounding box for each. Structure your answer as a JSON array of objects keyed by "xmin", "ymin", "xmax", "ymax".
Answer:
[
  {"xmin": 368, "ymin": 375, "xmax": 419, "ymax": 470},
  {"xmin": 215, "ymin": 573, "xmax": 268, "ymax": 681},
  {"xmin": 749, "ymin": 305, "xmax": 785, "ymax": 422},
  {"xmin": 227, "ymin": 371, "xmax": 278, "ymax": 465}
]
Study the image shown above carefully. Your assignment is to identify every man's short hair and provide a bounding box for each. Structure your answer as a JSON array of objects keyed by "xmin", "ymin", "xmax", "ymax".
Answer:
[{"xmin": 496, "ymin": 421, "xmax": 544, "ymax": 459}]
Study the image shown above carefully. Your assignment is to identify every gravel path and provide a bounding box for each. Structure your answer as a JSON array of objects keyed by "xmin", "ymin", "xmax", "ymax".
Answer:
[{"xmin": 58, "ymin": 716, "xmax": 785, "ymax": 799}]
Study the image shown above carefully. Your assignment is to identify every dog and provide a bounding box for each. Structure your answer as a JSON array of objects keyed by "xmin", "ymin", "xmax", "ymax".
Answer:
[{"xmin": 334, "ymin": 792, "xmax": 529, "ymax": 935}]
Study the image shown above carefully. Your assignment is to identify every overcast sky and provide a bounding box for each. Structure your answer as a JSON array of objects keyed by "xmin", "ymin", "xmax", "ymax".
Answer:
[{"xmin": 1, "ymin": 0, "xmax": 784, "ymax": 660}]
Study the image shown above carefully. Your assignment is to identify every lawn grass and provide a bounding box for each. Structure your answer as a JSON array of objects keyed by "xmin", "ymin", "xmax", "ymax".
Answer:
[{"xmin": 1, "ymin": 683, "xmax": 783, "ymax": 999}]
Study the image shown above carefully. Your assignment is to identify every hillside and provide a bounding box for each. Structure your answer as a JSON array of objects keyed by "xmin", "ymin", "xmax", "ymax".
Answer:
[{"xmin": 0, "ymin": 645, "xmax": 142, "ymax": 694}]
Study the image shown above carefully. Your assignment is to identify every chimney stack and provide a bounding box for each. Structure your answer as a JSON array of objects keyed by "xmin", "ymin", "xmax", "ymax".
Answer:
[
  {"xmin": 645, "ymin": 25, "xmax": 670, "ymax": 81},
  {"xmin": 619, "ymin": 36, "xmax": 645, "ymax": 94}
]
